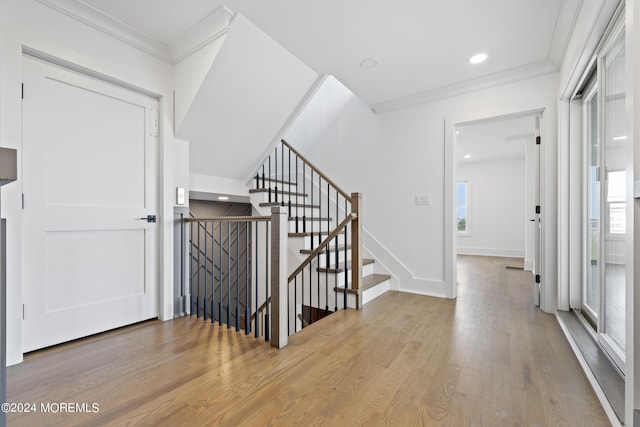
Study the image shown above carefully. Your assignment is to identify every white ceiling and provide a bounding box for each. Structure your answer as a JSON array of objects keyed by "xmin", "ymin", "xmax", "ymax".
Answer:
[
  {"xmin": 52, "ymin": 0, "xmax": 580, "ymax": 110},
  {"xmin": 456, "ymin": 116, "xmax": 536, "ymax": 164}
]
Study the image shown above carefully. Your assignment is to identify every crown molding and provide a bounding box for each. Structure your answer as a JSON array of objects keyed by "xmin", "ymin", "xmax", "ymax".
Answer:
[
  {"xmin": 370, "ymin": 60, "xmax": 559, "ymax": 114},
  {"xmin": 35, "ymin": 0, "xmax": 233, "ymax": 65},
  {"xmin": 170, "ymin": 7, "xmax": 235, "ymax": 64},
  {"xmin": 547, "ymin": 0, "xmax": 584, "ymax": 68}
]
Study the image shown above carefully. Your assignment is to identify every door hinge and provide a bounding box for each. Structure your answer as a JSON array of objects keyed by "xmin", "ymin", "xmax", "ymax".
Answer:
[
  {"xmin": 535, "ymin": 275, "xmax": 541, "ymax": 284},
  {"xmin": 22, "ymin": 193, "xmax": 25, "ymax": 210},
  {"xmin": 22, "ymin": 304, "xmax": 25, "ymax": 320},
  {"xmin": 536, "ymin": 136, "xmax": 541, "ymax": 145},
  {"xmin": 21, "ymin": 83, "xmax": 24, "ymax": 100},
  {"xmin": 535, "ymin": 205, "xmax": 541, "ymax": 214}
]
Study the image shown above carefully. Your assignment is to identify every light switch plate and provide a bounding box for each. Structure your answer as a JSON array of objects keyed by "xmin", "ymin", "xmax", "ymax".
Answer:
[
  {"xmin": 176, "ymin": 187, "xmax": 185, "ymax": 205},
  {"xmin": 415, "ymin": 194, "xmax": 431, "ymax": 206}
]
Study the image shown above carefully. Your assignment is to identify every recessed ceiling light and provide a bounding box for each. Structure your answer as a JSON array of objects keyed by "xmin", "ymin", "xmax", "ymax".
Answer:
[
  {"xmin": 218, "ymin": 196, "xmax": 229, "ymax": 201},
  {"xmin": 469, "ymin": 53, "xmax": 488, "ymax": 64},
  {"xmin": 464, "ymin": 154, "xmax": 472, "ymax": 159},
  {"xmin": 360, "ymin": 57, "xmax": 378, "ymax": 69}
]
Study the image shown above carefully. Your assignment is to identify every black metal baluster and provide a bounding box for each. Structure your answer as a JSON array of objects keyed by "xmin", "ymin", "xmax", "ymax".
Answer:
[
  {"xmin": 189, "ymin": 222, "xmax": 194, "ymax": 316},
  {"xmin": 219, "ymin": 222, "xmax": 223, "ymax": 327},
  {"xmin": 318, "ymin": 176, "xmax": 322, "ymax": 249},
  {"xmin": 302, "ymin": 162, "xmax": 306, "ymax": 233},
  {"xmin": 317, "ymin": 253, "xmax": 320, "ymax": 321},
  {"xmin": 204, "ymin": 221, "xmax": 208, "ymax": 321},
  {"xmin": 268, "ymin": 155, "xmax": 272, "ymax": 203},
  {"xmin": 335, "ymin": 192, "xmax": 340, "ymax": 312},
  {"xmin": 310, "ymin": 169, "xmax": 314, "ymax": 248},
  {"xmin": 326, "ymin": 182, "xmax": 330, "ymax": 313},
  {"xmin": 196, "ymin": 221, "xmax": 201, "ymax": 318},
  {"xmin": 262, "ymin": 164, "xmax": 265, "ymax": 189},
  {"xmin": 281, "ymin": 142, "xmax": 285, "ymax": 207},
  {"xmin": 295, "ymin": 155, "xmax": 299, "ymax": 232},
  {"xmin": 287, "ymin": 148, "xmax": 291, "ymax": 214},
  {"xmin": 274, "ymin": 146, "xmax": 278, "ymax": 204},
  {"xmin": 245, "ymin": 222, "xmax": 250, "ymax": 334},
  {"xmin": 236, "ymin": 222, "xmax": 240, "ymax": 332},
  {"xmin": 227, "ymin": 222, "xmax": 231, "ymax": 328},
  {"xmin": 210, "ymin": 221, "xmax": 215, "ymax": 323},
  {"xmin": 294, "ymin": 276, "xmax": 297, "ymax": 334},
  {"xmin": 265, "ymin": 223, "xmax": 270, "ymax": 342},
  {"xmin": 308, "ymin": 260, "xmax": 312, "ymax": 327},
  {"xmin": 344, "ymin": 201, "xmax": 348, "ymax": 310},
  {"xmin": 255, "ymin": 221, "xmax": 259, "ymax": 339}
]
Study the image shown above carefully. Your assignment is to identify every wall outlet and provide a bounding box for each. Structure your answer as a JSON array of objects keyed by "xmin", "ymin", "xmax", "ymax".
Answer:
[{"xmin": 415, "ymin": 194, "xmax": 431, "ymax": 206}]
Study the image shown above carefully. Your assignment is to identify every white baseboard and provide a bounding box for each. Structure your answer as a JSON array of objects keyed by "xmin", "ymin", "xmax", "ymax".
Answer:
[{"xmin": 457, "ymin": 247, "xmax": 525, "ymax": 258}]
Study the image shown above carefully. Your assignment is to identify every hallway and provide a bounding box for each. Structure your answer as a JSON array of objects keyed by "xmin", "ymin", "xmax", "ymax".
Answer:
[{"xmin": 6, "ymin": 256, "xmax": 609, "ymax": 425}]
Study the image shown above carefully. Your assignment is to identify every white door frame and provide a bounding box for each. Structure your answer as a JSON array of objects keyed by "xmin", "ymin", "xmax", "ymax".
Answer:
[{"xmin": 445, "ymin": 104, "xmax": 556, "ymax": 313}]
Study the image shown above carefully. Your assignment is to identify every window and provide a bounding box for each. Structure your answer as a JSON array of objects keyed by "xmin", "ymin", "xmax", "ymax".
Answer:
[
  {"xmin": 607, "ymin": 170, "xmax": 626, "ymax": 235},
  {"xmin": 456, "ymin": 181, "xmax": 468, "ymax": 233}
]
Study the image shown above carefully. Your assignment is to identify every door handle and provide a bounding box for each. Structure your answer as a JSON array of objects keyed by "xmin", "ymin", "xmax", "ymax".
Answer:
[{"xmin": 137, "ymin": 215, "xmax": 157, "ymax": 223}]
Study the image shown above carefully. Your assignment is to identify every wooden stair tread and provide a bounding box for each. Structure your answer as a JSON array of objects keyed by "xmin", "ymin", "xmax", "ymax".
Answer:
[
  {"xmin": 255, "ymin": 177, "xmax": 297, "ymax": 186},
  {"xmin": 288, "ymin": 230, "xmax": 333, "ymax": 237},
  {"xmin": 334, "ymin": 273, "xmax": 391, "ymax": 294},
  {"xmin": 300, "ymin": 244, "xmax": 350, "ymax": 255},
  {"xmin": 317, "ymin": 258, "xmax": 374, "ymax": 273},
  {"xmin": 260, "ymin": 202, "xmax": 319, "ymax": 208},
  {"xmin": 249, "ymin": 188, "xmax": 307, "ymax": 197},
  {"xmin": 289, "ymin": 217, "xmax": 332, "ymax": 222}
]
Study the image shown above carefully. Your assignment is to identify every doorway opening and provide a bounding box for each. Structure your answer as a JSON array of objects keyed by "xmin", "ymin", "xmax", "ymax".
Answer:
[{"xmin": 448, "ymin": 110, "xmax": 544, "ymax": 306}]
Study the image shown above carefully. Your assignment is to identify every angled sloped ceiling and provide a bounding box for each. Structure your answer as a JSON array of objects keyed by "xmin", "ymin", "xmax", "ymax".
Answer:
[{"xmin": 178, "ymin": 13, "xmax": 318, "ymax": 180}]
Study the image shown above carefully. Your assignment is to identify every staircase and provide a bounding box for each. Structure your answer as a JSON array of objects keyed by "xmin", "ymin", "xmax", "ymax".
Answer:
[
  {"xmin": 250, "ymin": 140, "xmax": 391, "ymax": 315},
  {"xmin": 184, "ymin": 139, "xmax": 392, "ymax": 347}
]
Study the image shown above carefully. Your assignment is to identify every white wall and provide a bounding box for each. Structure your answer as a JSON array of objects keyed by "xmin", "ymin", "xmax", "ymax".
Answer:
[
  {"xmin": 285, "ymin": 72, "xmax": 558, "ymax": 299},
  {"xmin": 179, "ymin": 14, "xmax": 318, "ymax": 181},
  {"xmin": 457, "ymin": 157, "xmax": 526, "ymax": 257},
  {"xmin": 0, "ymin": 0, "xmax": 183, "ymax": 365}
]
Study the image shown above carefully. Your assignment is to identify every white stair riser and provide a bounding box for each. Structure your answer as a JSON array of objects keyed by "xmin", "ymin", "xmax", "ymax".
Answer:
[{"xmin": 362, "ymin": 279, "xmax": 390, "ymax": 306}]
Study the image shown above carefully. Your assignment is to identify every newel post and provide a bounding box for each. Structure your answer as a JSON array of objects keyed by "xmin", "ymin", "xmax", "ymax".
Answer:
[
  {"xmin": 351, "ymin": 192, "xmax": 362, "ymax": 308},
  {"xmin": 270, "ymin": 206, "xmax": 288, "ymax": 348}
]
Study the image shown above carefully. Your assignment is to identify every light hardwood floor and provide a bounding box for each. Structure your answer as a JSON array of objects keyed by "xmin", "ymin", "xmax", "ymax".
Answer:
[{"xmin": 7, "ymin": 256, "xmax": 609, "ymax": 426}]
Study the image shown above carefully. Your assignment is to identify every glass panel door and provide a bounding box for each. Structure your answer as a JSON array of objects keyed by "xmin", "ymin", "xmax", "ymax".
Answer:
[
  {"xmin": 583, "ymin": 86, "xmax": 599, "ymax": 322},
  {"xmin": 600, "ymin": 32, "xmax": 626, "ymax": 366},
  {"xmin": 580, "ymin": 21, "xmax": 626, "ymax": 373}
]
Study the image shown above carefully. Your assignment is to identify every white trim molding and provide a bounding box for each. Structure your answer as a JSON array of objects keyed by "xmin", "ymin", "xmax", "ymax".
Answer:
[
  {"xmin": 371, "ymin": 61, "xmax": 559, "ymax": 114},
  {"xmin": 35, "ymin": 0, "xmax": 234, "ymax": 65}
]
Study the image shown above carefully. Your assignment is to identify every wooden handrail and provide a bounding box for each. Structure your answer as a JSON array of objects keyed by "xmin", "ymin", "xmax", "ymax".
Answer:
[
  {"xmin": 250, "ymin": 296, "xmax": 271, "ymax": 322},
  {"xmin": 282, "ymin": 139, "xmax": 352, "ymax": 203},
  {"xmin": 185, "ymin": 216, "xmax": 271, "ymax": 223},
  {"xmin": 288, "ymin": 213, "xmax": 357, "ymax": 282}
]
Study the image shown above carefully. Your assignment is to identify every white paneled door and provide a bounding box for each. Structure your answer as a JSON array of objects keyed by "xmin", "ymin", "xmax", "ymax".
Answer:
[{"xmin": 22, "ymin": 56, "xmax": 159, "ymax": 352}]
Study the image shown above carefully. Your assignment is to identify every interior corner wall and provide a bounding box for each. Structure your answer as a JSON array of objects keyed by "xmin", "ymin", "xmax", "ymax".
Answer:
[
  {"xmin": 174, "ymin": 35, "xmax": 227, "ymax": 134},
  {"xmin": 457, "ymin": 157, "xmax": 526, "ymax": 258},
  {"xmin": 285, "ymin": 72, "xmax": 559, "ymax": 298},
  {"xmin": 0, "ymin": 0, "xmax": 181, "ymax": 365}
]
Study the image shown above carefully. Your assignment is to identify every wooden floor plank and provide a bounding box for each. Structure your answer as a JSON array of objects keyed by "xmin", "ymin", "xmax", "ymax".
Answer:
[{"xmin": 6, "ymin": 255, "xmax": 610, "ymax": 426}]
